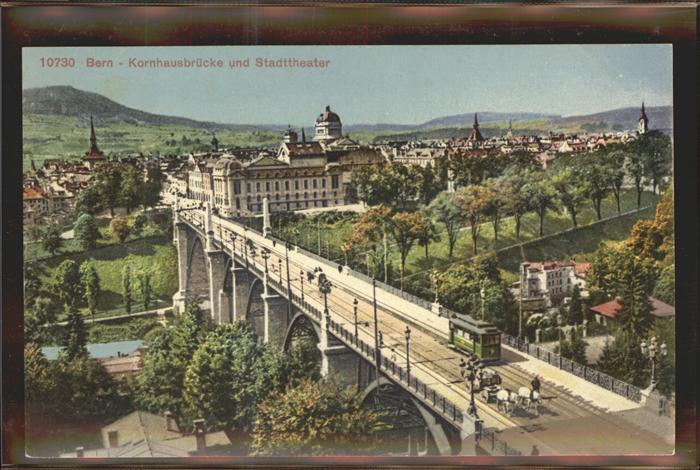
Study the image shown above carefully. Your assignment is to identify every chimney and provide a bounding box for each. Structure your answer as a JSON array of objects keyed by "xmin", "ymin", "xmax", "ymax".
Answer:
[
  {"xmin": 164, "ymin": 411, "xmax": 176, "ymax": 432},
  {"xmin": 193, "ymin": 418, "xmax": 206, "ymax": 453},
  {"xmin": 75, "ymin": 446, "xmax": 85, "ymax": 458}
]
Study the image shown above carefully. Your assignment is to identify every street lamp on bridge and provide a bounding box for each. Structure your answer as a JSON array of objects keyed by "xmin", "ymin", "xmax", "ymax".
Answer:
[
  {"xmin": 300, "ymin": 269, "xmax": 305, "ymax": 302},
  {"xmin": 318, "ymin": 273, "xmax": 332, "ymax": 328},
  {"xmin": 405, "ymin": 326, "xmax": 412, "ymax": 383},
  {"xmin": 460, "ymin": 358, "xmax": 480, "ymax": 419},
  {"xmin": 641, "ymin": 336, "xmax": 667, "ymax": 388}
]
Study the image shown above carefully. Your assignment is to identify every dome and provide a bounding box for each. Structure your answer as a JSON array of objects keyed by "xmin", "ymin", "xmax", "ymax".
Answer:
[{"xmin": 316, "ymin": 105, "xmax": 341, "ymax": 124}]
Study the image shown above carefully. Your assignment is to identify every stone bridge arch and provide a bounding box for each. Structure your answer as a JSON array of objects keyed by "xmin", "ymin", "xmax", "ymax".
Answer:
[
  {"xmin": 362, "ymin": 377, "xmax": 454, "ymax": 456},
  {"xmin": 245, "ymin": 277, "xmax": 265, "ymax": 337}
]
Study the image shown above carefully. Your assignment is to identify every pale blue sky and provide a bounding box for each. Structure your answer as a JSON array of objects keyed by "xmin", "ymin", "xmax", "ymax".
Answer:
[{"xmin": 23, "ymin": 45, "xmax": 672, "ymax": 125}]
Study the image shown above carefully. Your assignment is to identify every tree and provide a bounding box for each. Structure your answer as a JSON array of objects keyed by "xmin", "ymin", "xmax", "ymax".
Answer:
[
  {"xmin": 550, "ymin": 167, "xmax": 587, "ymax": 227},
  {"xmin": 133, "ymin": 212, "xmax": 148, "ymax": 235},
  {"xmin": 137, "ymin": 269, "xmax": 153, "ymax": 311},
  {"xmin": 524, "ymin": 176, "xmax": 557, "ymax": 237},
  {"xmin": 24, "ymin": 260, "xmax": 44, "ymax": 308},
  {"xmin": 137, "ymin": 299, "xmax": 210, "ymax": 421},
  {"xmin": 580, "ymin": 161, "xmax": 609, "ymax": 221},
  {"xmin": 557, "ymin": 327, "xmax": 588, "ymax": 364},
  {"xmin": 93, "ymin": 163, "xmax": 123, "ymax": 216},
  {"xmin": 122, "ymin": 265, "xmax": 133, "ymax": 314},
  {"xmin": 251, "ymin": 379, "xmax": 384, "ymax": 456},
  {"xmin": 450, "ymin": 152, "xmax": 488, "ymax": 187},
  {"xmin": 74, "ymin": 213, "xmax": 101, "ymax": 250},
  {"xmin": 351, "ymin": 165, "xmax": 396, "ymax": 207},
  {"xmin": 640, "ymin": 136, "xmax": 671, "ymax": 195},
  {"xmin": 416, "ymin": 164, "xmax": 443, "ymax": 205},
  {"xmin": 75, "ymin": 184, "xmax": 103, "ymax": 216},
  {"xmin": 393, "ymin": 164, "xmax": 421, "ymax": 210},
  {"xmin": 587, "ymin": 245, "xmax": 658, "ymax": 301},
  {"xmin": 569, "ymin": 284, "xmax": 584, "ymax": 325},
  {"xmin": 119, "ymin": 168, "xmax": 143, "ymax": 214},
  {"xmin": 653, "ymin": 264, "xmax": 675, "ymax": 306},
  {"xmin": 25, "ymin": 297, "xmax": 55, "ymax": 344},
  {"xmin": 80, "ymin": 262, "xmax": 100, "ymax": 321},
  {"xmin": 416, "ymin": 211, "xmax": 439, "ymax": 258},
  {"xmin": 41, "ymin": 225, "xmax": 63, "ymax": 256},
  {"xmin": 63, "ymin": 303, "xmax": 88, "ymax": 360},
  {"xmin": 110, "ymin": 215, "xmax": 131, "ymax": 243},
  {"xmin": 388, "ymin": 212, "xmax": 426, "ymax": 289},
  {"xmin": 602, "ymin": 150, "xmax": 626, "ymax": 215},
  {"xmin": 453, "ymin": 184, "xmax": 491, "ymax": 255},
  {"xmin": 483, "ymin": 178, "xmax": 508, "ymax": 241},
  {"xmin": 624, "ymin": 151, "xmax": 645, "ymax": 209},
  {"xmin": 502, "ymin": 169, "xmax": 532, "ymax": 239},
  {"xmin": 596, "ymin": 331, "xmax": 651, "ymax": 388},
  {"xmin": 52, "ymin": 259, "xmax": 84, "ymax": 308},
  {"xmin": 344, "ymin": 205, "xmax": 391, "ymax": 280},
  {"xmin": 428, "ymin": 193, "xmax": 461, "ymax": 258},
  {"xmin": 614, "ymin": 257, "xmax": 655, "ymax": 339}
]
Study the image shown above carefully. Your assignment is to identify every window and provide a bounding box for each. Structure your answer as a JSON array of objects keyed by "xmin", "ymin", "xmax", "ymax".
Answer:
[
  {"xmin": 235, "ymin": 198, "xmax": 240, "ymax": 209},
  {"xmin": 295, "ymin": 192, "xmax": 300, "ymax": 199},
  {"xmin": 331, "ymin": 175, "xmax": 339, "ymax": 189},
  {"xmin": 256, "ymin": 182, "xmax": 260, "ymax": 192},
  {"xmin": 266, "ymin": 182, "xmax": 270, "ymax": 192},
  {"xmin": 275, "ymin": 181, "xmax": 279, "ymax": 191},
  {"xmin": 234, "ymin": 181, "xmax": 241, "ymax": 194},
  {"xmin": 322, "ymin": 178, "xmax": 327, "ymax": 188},
  {"xmin": 304, "ymin": 180, "xmax": 308, "ymax": 190},
  {"xmin": 312, "ymin": 179, "xmax": 317, "ymax": 189},
  {"xmin": 295, "ymin": 180, "xmax": 299, "ymax": 190},
  {"xmin": 285, "ymin": 181, "xmax": 290, "ymax": 191}
]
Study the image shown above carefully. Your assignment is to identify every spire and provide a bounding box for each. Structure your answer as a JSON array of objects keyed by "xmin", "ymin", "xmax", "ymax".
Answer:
[
  {"xmin": 473, "ymin": 113, "xmax": 479, "ymax": 128},
  {"xmin": 90, "ymin": 115, "xmax": 97, "ymax": 147},
  {"xmin": 301, "ymin": 127, "xmax": 306, "ymax": 143},
  {"xmin": 509, "ymin": 119, "xmax": 513, "ymax": 132}
]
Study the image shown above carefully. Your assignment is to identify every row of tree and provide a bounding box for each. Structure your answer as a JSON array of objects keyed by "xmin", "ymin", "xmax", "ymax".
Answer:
[{"xmin": 75, "ymin": 162, "xmax": 164, "ymax": 217}]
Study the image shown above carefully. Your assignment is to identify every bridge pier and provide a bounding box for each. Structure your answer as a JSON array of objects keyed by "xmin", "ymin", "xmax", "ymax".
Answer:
[
  {"xmin": 318, "ymin": 314, "xmax": 359, "ymax": 386},
  {"xmin": 218, "ymin": 289, "xmax": 232, "ymax": 324},
  {"xmin": 207, "ymin": 250, "xmax": 228, "ymax": 323},
  {"xmin": 230, "ymin": 264, "xmax": 249, "ymax": 322},
  {"xmin": 262, "ymin": 292, "xmax": 288, "ymax": 348}
]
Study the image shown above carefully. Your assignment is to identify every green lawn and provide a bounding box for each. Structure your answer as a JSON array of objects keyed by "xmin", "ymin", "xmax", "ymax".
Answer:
[{"xmin": 37, "ymin": 235, "xmax": 178, "ymax": 320}]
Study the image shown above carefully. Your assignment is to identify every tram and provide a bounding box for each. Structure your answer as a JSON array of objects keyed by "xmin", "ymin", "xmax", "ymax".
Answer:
[{"xmin": 448, "ymin": 314, "xmax": 502, "ymax": 361}]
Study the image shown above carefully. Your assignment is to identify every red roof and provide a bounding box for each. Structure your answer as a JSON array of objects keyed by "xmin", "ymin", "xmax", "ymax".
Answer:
[
  {"xmin": 589, "ymin": 297, "xmax": 675, "ymax": 319},
  {"xmin": 23, "ymin": 187, "xmax": 45, "ymax": 200}
]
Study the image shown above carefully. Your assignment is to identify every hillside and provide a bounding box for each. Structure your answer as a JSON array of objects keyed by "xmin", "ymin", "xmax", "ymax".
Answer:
[{"xmin": 22, "ymin": 86, "xmax": 264, "ymax": 132}]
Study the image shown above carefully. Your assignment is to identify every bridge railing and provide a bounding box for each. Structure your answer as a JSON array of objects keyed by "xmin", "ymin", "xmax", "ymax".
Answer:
[
  {"xmin": 501, "ymin": 333, "xmax": 642, "ymax": 403},
  {"xmin": 478, "ymin": 428, "xmax": 523, "ymax": 456}
]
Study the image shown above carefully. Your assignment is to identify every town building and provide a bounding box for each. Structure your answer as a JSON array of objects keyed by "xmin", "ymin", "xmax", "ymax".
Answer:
[
  {"xmin": 589, "ymin": 296, "xmax": 674, "ymax": 326},
  {"xmin": 519, "ymin": 261, "xmax": 591, "ymax": 306},
  {"xmin": 60, "ymin": 411, "xmax": 233, "ymax": 457}
]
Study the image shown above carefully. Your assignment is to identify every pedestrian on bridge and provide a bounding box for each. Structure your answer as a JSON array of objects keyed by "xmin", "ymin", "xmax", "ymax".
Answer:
[{"xmin": 531, "ymin": 375, "xmax": 541, "ymax": 393}]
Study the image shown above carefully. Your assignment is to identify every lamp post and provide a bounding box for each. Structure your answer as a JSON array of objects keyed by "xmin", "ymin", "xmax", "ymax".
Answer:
[
  {"xmin": 641, "ymin": 336, "xmax": 668, "ymax": 387},
  {"xmin": 277, "ymin": 258, "xmax": 283, "ymax": 284},
  {"xmin": 284, "ymin": 242, "xmax": 292, "ymax": 323},
  {"xmin": 405, "ymin": 326, "xmax": 412, "ymax": 384},
  {"xmin": 300, "ymin": 269, "xmax": 305, "ymax": 302},
  {"xmin": 372, "ymin": 279, "xmax": 381, "ymax": 377},
  {"xmin": 261, "ymin": 248, "xmax": 270, "ymax": 295},
  {"xmin": 480, "ymin": 286, "xmax": 486, "ymax": 321},
  {"xmin": 460, "ymin": 358, "xmax": 479, "ymax": 418},
  {"xmin": 318, "ymin": 274, "xmax": 332, "ymax": 326},
  {"xmin": 353, "ymin": 298, "xmax": 359, "ymax": 339}
]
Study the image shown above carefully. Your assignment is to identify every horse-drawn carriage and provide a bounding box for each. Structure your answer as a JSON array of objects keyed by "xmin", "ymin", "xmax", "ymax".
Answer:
[{"xmin": 488, "ymin": 385, "xmax": 541, "ymax": 417}]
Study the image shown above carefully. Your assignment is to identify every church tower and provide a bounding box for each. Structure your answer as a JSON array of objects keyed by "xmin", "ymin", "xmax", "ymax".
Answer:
[
  {"xmin": 83, "ymin": 115, "xmax": 105, "ymax": 169},
  {"xmin": 468, "ymin": 113, "xmax": 485, "ymax": 148},
  {"xmin": 637, "ymin": 102, "xmax": 649, "ymax": 135}
]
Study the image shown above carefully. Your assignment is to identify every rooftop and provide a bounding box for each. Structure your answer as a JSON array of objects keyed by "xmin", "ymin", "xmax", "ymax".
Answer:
[{"xmin": 589, "ymin": 297, "xmax": 675, "ymax": 319}]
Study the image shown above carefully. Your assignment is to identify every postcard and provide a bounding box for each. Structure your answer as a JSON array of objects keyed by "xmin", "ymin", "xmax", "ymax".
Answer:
[{"xmin": 20, "ymin": 44, "xmax": 676, "ymax": 460}]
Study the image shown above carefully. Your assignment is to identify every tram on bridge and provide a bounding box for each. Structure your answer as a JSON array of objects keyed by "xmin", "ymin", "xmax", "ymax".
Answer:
[{"xmin": 448, "ymin": 314, "xmax": 501, "ymax": 361}]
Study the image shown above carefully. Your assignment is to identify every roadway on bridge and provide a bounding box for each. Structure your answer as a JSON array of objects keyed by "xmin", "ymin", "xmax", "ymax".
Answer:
[{"xmin": 187, "ymin": 208, "xmax": 671, "ymax": 455}]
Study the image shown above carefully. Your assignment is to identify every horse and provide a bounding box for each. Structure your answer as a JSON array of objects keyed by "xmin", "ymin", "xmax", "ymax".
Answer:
[
  {"xmin": 496, "ymin": 388, "xmax": 518, "ymax": 416},
  {"xmin": 517, "ymin": 386, "xmax": 541, "ymax": 416}
]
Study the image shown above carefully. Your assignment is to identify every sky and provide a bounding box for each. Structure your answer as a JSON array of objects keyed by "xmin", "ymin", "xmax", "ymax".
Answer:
[{"xmin": 23, "ymin": 45, "xmax": 672, "ymax": 126}]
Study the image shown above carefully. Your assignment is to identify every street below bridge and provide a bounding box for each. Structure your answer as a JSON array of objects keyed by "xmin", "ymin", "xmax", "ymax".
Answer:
[{"xmin": 180, "ymin": 206, "xmax": 672, "ymax": 456}]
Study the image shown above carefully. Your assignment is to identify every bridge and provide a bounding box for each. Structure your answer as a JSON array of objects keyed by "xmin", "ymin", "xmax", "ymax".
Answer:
[{"xmin": 171, "ymin": 196, "xmax": 672, "ymax": 456}]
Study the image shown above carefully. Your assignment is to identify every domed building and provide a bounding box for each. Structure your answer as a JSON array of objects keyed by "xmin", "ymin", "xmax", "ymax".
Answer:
[{"xmin": 314, "ymin": 105, "xmax": 343, "ymax": 142}]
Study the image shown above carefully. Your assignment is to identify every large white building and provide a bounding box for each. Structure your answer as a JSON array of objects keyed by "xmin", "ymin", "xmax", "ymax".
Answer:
[
  {"xmin": 187, "ymin": 106, "xmax": 386, "ymax": 217},
  {"xmin": 519, "ymin": 261, "xmax": 591, "ymax": 306}
]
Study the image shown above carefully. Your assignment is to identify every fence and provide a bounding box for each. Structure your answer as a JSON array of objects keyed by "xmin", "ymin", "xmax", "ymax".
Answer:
[
  {"xmin": 501, "ymin": 333, "xmax": 642, "ymax": 402},
  {"xmin": 478, "ymin": 428, "xmax": 522, "ymax": 456}
]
